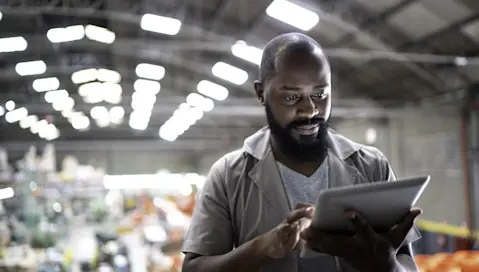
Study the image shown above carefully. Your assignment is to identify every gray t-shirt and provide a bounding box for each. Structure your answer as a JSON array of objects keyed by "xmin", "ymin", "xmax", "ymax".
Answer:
[{"xmin": 277, "ymin": 158, "xmax": 337, "ymax": 272}]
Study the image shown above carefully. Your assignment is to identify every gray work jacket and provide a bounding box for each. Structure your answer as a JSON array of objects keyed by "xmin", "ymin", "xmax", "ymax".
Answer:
[{"xmin": 182, "ymin": 127, "xmax": 421, "ymax": 272}]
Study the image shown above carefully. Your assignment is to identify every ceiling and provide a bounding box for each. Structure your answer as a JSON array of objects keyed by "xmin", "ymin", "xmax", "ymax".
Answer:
[{"xmin": 0, "ymin": 0, "xmax": 478, "ymax": 146}]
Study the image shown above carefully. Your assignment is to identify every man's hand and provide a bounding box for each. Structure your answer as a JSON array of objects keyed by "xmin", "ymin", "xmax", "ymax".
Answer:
[
  {"xmin": 301, "ymin": 208, "xmax": 422, "ymax": 272},
  {"xmin": 258, "ymin": 204, "xmax": 314, "ymax": 259}
]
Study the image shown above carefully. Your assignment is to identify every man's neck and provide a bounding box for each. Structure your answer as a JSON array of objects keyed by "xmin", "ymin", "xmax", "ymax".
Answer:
[{"xmin": 270, "ymin": 136, "xmax": 325, "ymax": 177}]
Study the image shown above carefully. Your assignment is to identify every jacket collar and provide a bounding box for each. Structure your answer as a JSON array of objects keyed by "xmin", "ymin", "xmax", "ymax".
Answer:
[
  {"xmin": 243, "ymin": 126, "xmax": 362, "ymax": 162},
  {"xmin": 244, "ymin": 126, "xmax": 363, "ymax": 220}
]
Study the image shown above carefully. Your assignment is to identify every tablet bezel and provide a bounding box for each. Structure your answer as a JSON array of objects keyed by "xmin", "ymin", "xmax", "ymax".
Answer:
[{"xmin": 310, "ymin": 175, "xmax": 430, "ymax": 233}]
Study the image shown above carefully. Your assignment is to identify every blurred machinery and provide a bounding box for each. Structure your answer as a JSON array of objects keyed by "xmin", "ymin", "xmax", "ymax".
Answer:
[
  {"xmin": 38, "ymin": 247, "xmax": 69, "ymax": 272},
  {"xmin": 94, "ymin": 230, "xmax": 130, "ymax": 272}
]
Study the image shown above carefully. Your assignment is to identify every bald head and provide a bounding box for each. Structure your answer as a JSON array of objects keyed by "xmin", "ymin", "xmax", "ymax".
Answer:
[{"xmin": 259, "ymin": 33, "xmax": 329, "ymax": 83}]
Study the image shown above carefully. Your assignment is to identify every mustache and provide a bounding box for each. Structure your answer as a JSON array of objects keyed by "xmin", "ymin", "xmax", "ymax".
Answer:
[{"xmin": 286, "ymin": 117, "xmax": 325, "ymax": 130}]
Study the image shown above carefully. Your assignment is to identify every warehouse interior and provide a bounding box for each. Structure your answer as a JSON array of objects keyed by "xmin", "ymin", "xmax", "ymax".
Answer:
[{"xmin": 0, "ymin": 0, "xmax": 478, "ymax": 271}]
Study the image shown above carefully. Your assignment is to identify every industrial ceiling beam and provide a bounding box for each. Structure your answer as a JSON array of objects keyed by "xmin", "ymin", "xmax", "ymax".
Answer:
[
  {"xmin": 316, "ymin": 0, "xmax": 460, "ymax": 95},
  {"xmin": 2, "ymin": 100, "xmax": 435, "ymax": 119},
  {"xmin": 0, "ymin": 40, "xmax": 254, "ymax": 94},
  {"xmin": 0, "ymin": 91, "xmax": 381, "ymax": 107},
  {"xmin": 2, "ymin": 0, "xmax": 471, "ymax": 105},
  {"xmin": 230, "ymin": 0, "xmax": 457, "ymax": 102},
  {"xmin": 0, "ymin": 0, "xmax": 259, "ymax": 95},
  {"xmin": 207, "ymin": 0, "xmax": 235, "ymax": 36},
  {"xmin": 0, "ymin": 0, "xmax": 248, "ymax": 43},
  {"xmin": 398, "ymin": 13, "xmax": 479, "ymax": 51},
  {"xmin": 0, "ymin": 37, "xmax": 368, "ymax": 98},
  {"xmin": 26, "ymin": 117, "xmax": 263, "ymax": 128},
  {"xmin": 106, "ymin": 0, "xmax": 135, "ymax": 111},
  {"xmin": 10, "ymin": 101, "xmax": 397, "ymax": 119},
  {"xmin": 0, "ymin": 123, "xmax": 258, "ymax": 140},
  {"xmin": 0, "ymin": 138, "xmax": 233, "ymax": 152},
  {"xmin": 17, "ymin": 101, "xmax": 264, "ymax": 117},
  {"xmin": 329, "ymin": 0, "xmax": 419, "ymax": 47}
]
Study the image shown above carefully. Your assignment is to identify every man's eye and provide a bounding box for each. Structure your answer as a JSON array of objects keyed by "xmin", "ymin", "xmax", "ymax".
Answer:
[
  {"xmin": 312, "ymin": 93, "xmax": 327, "ymax": 99},
  {"xmin": 284, "ymin": 95, "xmax": 299, "ymax": 101}
]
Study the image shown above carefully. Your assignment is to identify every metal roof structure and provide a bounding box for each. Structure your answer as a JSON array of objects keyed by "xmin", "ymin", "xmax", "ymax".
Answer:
[{"xmin": 0, "ymin": 0, "xmax": 478, "ymax": 147}]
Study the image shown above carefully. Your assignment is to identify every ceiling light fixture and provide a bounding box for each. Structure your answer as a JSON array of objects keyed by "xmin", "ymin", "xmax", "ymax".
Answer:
[
  {"xmin": 5, "ymin": 107, "xmax": 28, "ymax": 123},
  {"xmin": 140, "ymin": 14, "xmax": 182, "ymax": 35},
  {"xmin": 47, "ymin": 25, "xmax": 85, "ymax": 43},
  {"xmin": 197, "ymin": 80, "xmax": 229, "ymax": 101},
  {"xmin": 0, "ymin": 36, "xmax": 27, "ymax": 53},
  {"xmin": 129, "ymin": 110, "xmax": 151, "ymax": 131},
  {"xmin": 133, "ymin": 79, "xmax": 161, "ymax": 94},
  {"xmin": 71, "ymin": 68, "xmax": 98, "ymax": 84},
  {"xmin": 32, "ymin": 77, "xmax": 60, "ymax": 92},
  {"xmin": 15, "ymin": 60, "xmax": 47, "ymax": 76},
  {"xmin": 266, "ymin": 0, "xmax": 319, "ymax": 31},
  {"xmin": 97, "ymin": 68, "xmax": 121, "ymax": 84},
  {"xmin": 5, "ymin": 100, "xmax": 15, "ymax": 111},
  {"xmin": 70, "ymin": 113, "xmax": 90, "ymax": 130},
  {"xmin": 44, "ymin": 89, "xmax": 69, "ymax": 104},
  {"xmin": 85, "ymin": 25, "xmax": 115, "ymax": 44},
  {"xmin": 231, "ymin": 41, "xmax": 263, "ymax": 65},
  {"xmin": 211, "ymin": 62, "xmax": 248, "ymax": 85},
  {"xmin": 136, "ymin": 63, "xmax": 166, "ymax": 80},
  {"xmin": 19, "ymin": 115, "xmax": 38, "ymax": 129}
]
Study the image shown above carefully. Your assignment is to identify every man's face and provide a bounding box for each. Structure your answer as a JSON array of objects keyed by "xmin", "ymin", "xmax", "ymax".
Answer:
[{"xmin": 256, "ymin": 48, "xmax": 332, "ymax": 161}]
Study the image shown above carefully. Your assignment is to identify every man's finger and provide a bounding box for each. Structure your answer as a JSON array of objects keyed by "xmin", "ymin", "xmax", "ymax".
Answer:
[
  {"xmin": 293, "ymin": 239, "xmax": 306, "ymax": 251},
  {"xmin": 286, "ymin": 206, "xmax": 314, "ymax": 224},
  {"xmin": 298, "ymin": 218, "xmax": 312, "ymax": 233},
  {"xmin": 295, "ymin": 203, "xmax": 313, "ymax": 209},
  {"xmin": 345, "ymin": 210, "xmax": 376, "ymax": 240},
  {"xmin": 389, "ymin": 208, "xmax": 422, "ymax": 248},
  {"xmin": 286, "ymin": 222, "xmax": 304, "ymax": 250},
  {"xmin": 278, "ymin": 222, "xmax": 299, "ymax": 242},
  {"xmin": 300, "ymin": 226, "xmax": 316, "ymax": 241}
]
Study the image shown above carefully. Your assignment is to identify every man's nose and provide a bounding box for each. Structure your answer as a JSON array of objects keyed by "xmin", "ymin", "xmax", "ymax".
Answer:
[{"xmin": 297, "ymin": 97, "xmax": 319, "ymax": 119}]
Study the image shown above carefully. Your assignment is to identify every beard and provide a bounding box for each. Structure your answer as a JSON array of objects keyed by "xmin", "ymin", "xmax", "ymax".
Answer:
[{"xmin": 265, "ymin": 103, "xmax": 329, "ymax": 163}]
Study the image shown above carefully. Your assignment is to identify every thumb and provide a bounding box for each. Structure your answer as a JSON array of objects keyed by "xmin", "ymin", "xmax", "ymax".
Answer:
[
  {"xmin": 295, "ymin": 203, "xmax": 314, "ymax": 220},
  {"xmin": 390, "ymin": 208, "xmax": 422, "ymax": 248}
]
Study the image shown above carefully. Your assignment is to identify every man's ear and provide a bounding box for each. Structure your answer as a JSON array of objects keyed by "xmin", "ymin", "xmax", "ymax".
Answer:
[{"xmin": 254, "ymin": 80, "xmax": 265, "ymax": 105}]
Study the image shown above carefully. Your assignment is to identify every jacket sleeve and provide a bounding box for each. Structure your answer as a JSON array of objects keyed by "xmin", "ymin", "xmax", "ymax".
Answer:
[
  {"xmin": 376, "ymin": 151, "xmax": 421, "ymax": 271},
  {"xmin": 377, "ymin": 151, "xmax": 397, "ymax": 182},
  {"xmin": 181, "ymin": 157, "xmax": 234, "ymax": 256},
  {"xmin": 377, "ymin": 151, "xmax": 422, "ymax": 247}
]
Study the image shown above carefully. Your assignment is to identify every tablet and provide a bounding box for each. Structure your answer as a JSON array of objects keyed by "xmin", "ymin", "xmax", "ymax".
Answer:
[
  {"xmin": 311, "ymin": 175, "xmax": 430, "ymax": 233},
  {"xmin": 300, "ymin": 176, "xmax": 429, "ymax": 258}
]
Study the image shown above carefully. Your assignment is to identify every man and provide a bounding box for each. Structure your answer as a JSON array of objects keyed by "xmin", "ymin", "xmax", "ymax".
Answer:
[{"xmin": 181, "ymin": 33, "xmax": 422, "ymax": 272}]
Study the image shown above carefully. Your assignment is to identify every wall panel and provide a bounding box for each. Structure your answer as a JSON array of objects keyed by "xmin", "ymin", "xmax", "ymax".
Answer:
[{"xmin": 335, "ymin": 107, "xmax": 466, "ymax": 225}]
